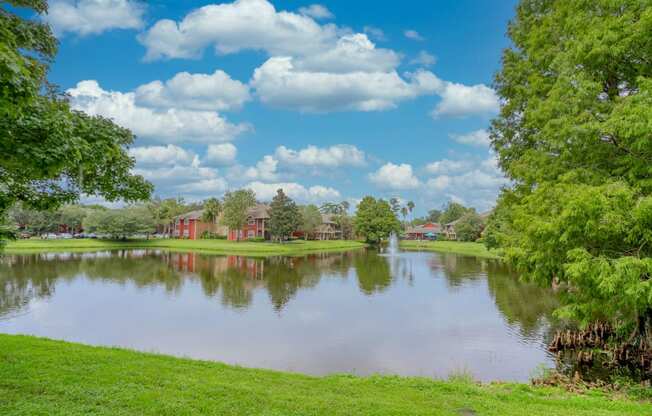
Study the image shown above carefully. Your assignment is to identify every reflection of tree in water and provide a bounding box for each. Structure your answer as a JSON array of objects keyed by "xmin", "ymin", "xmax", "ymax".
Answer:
[
  {"xmin": 434, "ymin": 252, "xmax": 559, "ymax": 339},
  {"xmin": 353, "ymin": 250, "xmax": 393, "ymax": 295}
]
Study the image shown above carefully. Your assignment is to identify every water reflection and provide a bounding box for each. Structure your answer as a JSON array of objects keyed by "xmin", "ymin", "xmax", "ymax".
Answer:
[{"xmin": 0, "ymin": 249, "xmax": 560, "ymax": 381}]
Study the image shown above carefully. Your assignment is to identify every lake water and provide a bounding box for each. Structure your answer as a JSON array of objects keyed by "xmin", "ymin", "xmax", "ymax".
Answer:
[{"xmin": 0, "ymin": 249, "xmax": 559, "ymax": 381}]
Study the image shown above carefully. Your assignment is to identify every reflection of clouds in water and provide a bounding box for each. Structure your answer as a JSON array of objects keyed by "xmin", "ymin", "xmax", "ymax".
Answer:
[{"xmin": 0, "ymin": 249, "xmax": 560, "ymax": 381}]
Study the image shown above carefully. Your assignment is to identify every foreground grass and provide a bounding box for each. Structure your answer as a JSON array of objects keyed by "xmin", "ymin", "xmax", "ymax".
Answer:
[
  {"xmin": 0, "ymin": 335, "xmax": 647, "ymax": 416},
  {"xmin": 400, "ymin": 240, "xmax": 500, "ymax": 259},
  {"xmin": 3, "ymin": 238, "xmax": 366, "ymax": 256}
]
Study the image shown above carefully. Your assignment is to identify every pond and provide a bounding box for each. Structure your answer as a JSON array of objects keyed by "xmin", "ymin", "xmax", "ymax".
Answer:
[{"xmin": 0, "ymin": 249, "xmax": 560, "ymax": 382}]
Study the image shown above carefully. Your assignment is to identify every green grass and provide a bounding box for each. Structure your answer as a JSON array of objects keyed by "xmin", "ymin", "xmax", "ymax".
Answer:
[
  {"xmin": 0, "ymin": 335, "xmax": 647, "ymax": 415},
  {"xmin": 3, "ymin": 238, "xmax": 366, "ymax": 256},
  {"xmin": 400, "ymin": 240, "xmax": 500, "ymax": 259}
]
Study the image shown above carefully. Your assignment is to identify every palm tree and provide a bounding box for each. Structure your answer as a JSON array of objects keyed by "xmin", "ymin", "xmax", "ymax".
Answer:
[
  {"xmin": 202, "ymin": 198, "xmax": 222, "ymax": 224},
  {"xmin": 401, "ymin": 206, "xmax": 408, "ymax": 231},
  {"xmin": 407, "ymin": 201, "xmax": 415, "ymax": 225}
]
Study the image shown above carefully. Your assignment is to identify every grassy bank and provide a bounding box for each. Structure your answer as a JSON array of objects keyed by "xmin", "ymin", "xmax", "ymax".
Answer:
[
  {"xmin": 3, "ymin": 238, "xmax": 366, "ymax": 256},
  {"xmin": 400, "ymin": 240, "xmax": 500, "ymax": 259},
  {"xmin": 0, "ymin": 335, "xmax": 647, "ymax": 415}
]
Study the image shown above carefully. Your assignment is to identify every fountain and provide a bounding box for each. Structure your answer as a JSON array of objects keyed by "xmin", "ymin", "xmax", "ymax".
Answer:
[{"xmin": 386, "ymin": 232, "xmax": 399, "ymax": 256}]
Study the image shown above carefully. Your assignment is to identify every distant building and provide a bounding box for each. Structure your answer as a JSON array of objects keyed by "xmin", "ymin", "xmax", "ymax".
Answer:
[
  {"xmin": 172, "ymin": 209, "xmax": 227, "ymax": 240},
  {"xmin": 315, "ymin": 214, "xmax": 342, "ymax": 240},
  {"xmin": 405, "ymin": 222, "xmax": 441, "ymax": 240},
  {"xmin": 227, "ymin": 204, "xmax": 271, "ymax": 241}
]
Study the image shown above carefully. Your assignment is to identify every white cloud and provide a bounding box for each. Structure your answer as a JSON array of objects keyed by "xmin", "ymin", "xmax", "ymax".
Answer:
[
  {"xmin": 129, "ymin": 145, "xmax": 197, "ymax": 166},
  {"xmin": 135, "ymin": 70, "xmax": 250, "ymax": 111},
  {"xmin": 298, "ymin": 4, "xmax": 333, "ymax": 19},
  {"xmin": 363, "ymin": 26, "xmax": 386, "ymax": 42},
  {"xmin": 181, "ymin": 178, "xmax": 229, "ymax": 194},
  {"xmin": 251, "ymin": 58, "xmax": 439, "ymax": 112},
  {"xmin": 205, "ymin": 143, "xmax": 238, "ymax": 165},
  {"xmin": 404, "ymin": 29, "xmax": 424, "ymax": 41},
  {"xmin": 423, "ymin": 154, "xmax": 507, "ymax": 211},
  {"xmin": 244, "ymin": 155, "xmax": 279, "ymax": 181},
  {"xmin": 274, "ymin": 144, "xmax": 365, "ymax": 167},
  {"xmin": 245, "ymin": 181, "xmax": 340, "ymax": 202},
  {"xmin": 424, "ymin": 159, "xmax": 469, "ymax": 175},
  {"xmin": 67, "ymin": 80, "xmax": 249, "ymax": 143},
  {"xmin": 369, "ymin": 163, "xmax": 420, "ymax": 190},
  {"xmin": 139, "ymin": 0, "xmax": 339, "ymax": 60},
  {"xmin": 431, "ymin": 82, "xmax": 499, "ymax": 117},
  {"xmin": 410, "ymin": 51, "xmax": 436, "ymax": 66},
  {"xmin": 45, "ymin": 0, "xmax": 145, "ymax": 36},
  {"xmin": 450, "ymin": 129, "xmax": 490, "ymax": 147}
]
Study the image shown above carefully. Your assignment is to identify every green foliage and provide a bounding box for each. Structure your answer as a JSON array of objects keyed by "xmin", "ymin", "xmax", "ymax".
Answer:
[
  {"xmin": 489, "ymin": 0, "xmax": 652, "ymax": 346},
  {"xmin": 268, "ymin": 189, "xmax": 300, "ymax": 242},
  {"xmin": 221, "ymin": 190, "xmax": 256, "ymax": 241},
  {"xmin": 298, "ymin": 204, "xmax": 322, "ymax": 239},
  {"xmin": 148, "ymin": 197, "xmax": 187, "ymax": 235},
  {"xmin": 0, "ymin": 1, "xmax": 152, "ymax": 244},
  {"xmin": 427, "ymin": 209, "xmax": 442, "ymax": 223},
  {"xmin": 201, "ymin": 198, "xmax": 222, "ymax": 223},
  {"xmin": 354, "ymin": 196, "xmax": 401, "ymax": 244},
  {"xmin": 439, "ymin": 202, "xmax": 473, "ymax": 225},
  {"xmin": 454, "ymin": 212, "xmax": 485, "ymax": 242},
  {"xmin": 82, "ymin": 206, "xmax": 155, "ymax": 239}
]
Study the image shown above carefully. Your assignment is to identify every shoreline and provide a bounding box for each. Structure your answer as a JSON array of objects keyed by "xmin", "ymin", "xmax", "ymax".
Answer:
[
  {"xmin": 399, "ymin": 240, "xmax": 500, "ymax": 259},
  {"xmin": 0, "ymin": 334, "xmax": 647, "ymax": 415}
]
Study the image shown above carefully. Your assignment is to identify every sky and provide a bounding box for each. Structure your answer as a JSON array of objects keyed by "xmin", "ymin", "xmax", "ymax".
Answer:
[{"xmin": 38, "ymin": 0, "xmax": 518, "ymax": 215}]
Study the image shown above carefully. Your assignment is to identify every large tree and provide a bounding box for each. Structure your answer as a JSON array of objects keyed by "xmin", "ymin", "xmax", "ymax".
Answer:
[
  {"xmin": 354, "ymin": 197, "xmax": 401, "ymax": 244},
  {"xmin": 221, "ymin": 189, "xmax": 256, "ymax": 241},
  {"xmin": 201, "ymin": 198, "xmax": 222, "ymax": 224},
  {"xmin": 439, "ymin": 202, "xmax": 472, "ymax": 225},
  {"xmin": 268, "ymin": 189, "xmax": 301, "ymax": 242},
  {"xmin": 488, "ymin": 0, "xmax": 652, "ymax": 365},
  {"xmin": 83, "ymin": 205, "xmax": 155, "ymax": 240},
  {"xmin": 298, "ymin": 204, "xmax": 322, "ymax": 240},
  {"xmin": 0, "ymin": 1, "xmax": 152, "ymax": 243},
  {"xmin": 454, "ymin": 212, "xmax": 484, "ymax": 242}
]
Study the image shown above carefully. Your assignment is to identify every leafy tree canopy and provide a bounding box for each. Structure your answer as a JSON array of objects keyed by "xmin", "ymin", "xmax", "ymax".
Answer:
[
  {"xmin": 439, "ymin": 202, "xmax": 474, "ymax": 225},
  {"xmin": 354, "ymin": 196, "xmax": 401, "ymax": 244},
  {"xmin": 298, "ymin": 204, "xmax": 322, "ymax": 239},
  {"xmin": 454, "ymin": 212, "xmax": 485, "ymax": 242},
  {"xmin": 0, "ymin": 1, "xmax": 152, "ymax": 241},
  {"xmin": 221, "ymin": 189, "xmax": 256, "ymax": 241},
  {"xmin": 268, "ymin": 189, "xmax": 301, "ymax": 242},
  {"xmin": 488, "ymin": 0, "xmax": 652, "ymax": 350},
  {"xmin": 83, "ymin": 205, "xmax": 155, "ymax": 239}
]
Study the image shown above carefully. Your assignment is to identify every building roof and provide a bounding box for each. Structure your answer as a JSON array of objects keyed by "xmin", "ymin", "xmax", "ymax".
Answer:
[
  {"xmin": 175, "ymin": 209, "xmax": 205, "ymax": 220},
  {"xmin": 321, "ymin": 214, "xmax": 337, "ymax": 224},
  {"xmin": 247, "ymin": 203, "xmax": 270, "ymax": 219},
  {"xmin": 407, "ymin": 223, "xmax": 442, "ymax": 234}
]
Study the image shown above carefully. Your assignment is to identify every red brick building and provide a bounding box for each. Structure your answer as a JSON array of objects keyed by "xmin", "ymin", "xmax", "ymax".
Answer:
[
  {"xmin": 173, "ymin": 209, "xmax": 227, "ymax": 240},
  {"xmin": 227, "ymin": 204, "xmax": 270, "ymax": 241}
]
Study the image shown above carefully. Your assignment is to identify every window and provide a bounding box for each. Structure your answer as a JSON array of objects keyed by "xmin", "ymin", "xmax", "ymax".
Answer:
[{"xmin": 247, "ymin": 230, "xmax": 254, "ymax": 238}]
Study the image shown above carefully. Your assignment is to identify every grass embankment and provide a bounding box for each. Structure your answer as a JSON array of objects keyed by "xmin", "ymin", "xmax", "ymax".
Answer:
[
  {"xmin": 400, "ymin": 240, "xmax": 500, "ymax": 259},
  {"xmin": 3, "ymin": 238, "xmax": 366, "ymax": 256},
  {"xmin": 0, "ymin": 335, "xmax": 647, "ymax": 416}
]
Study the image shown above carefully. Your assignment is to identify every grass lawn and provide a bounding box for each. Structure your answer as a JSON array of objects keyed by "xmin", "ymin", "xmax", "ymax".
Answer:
[
  {"xmin": 400, "ymin": 240, "xmax": 500, "ymax": 259},
  {"xmin": 3, "ymin": 238, "xmax": 366, "ymax": 256},
  {"xmin": 0, "ymin": 335, "xmax": 647, "ymax": 416}
]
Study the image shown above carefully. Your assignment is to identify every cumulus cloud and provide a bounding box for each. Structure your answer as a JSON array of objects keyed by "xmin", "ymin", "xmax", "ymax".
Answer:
[
  {"xmin": 363, "ymin": 26, "xmax": 386, "ymax": 42},
  {"xmin": 44, "ymin": 0, "xmax": 145, "ymax": 36},
  {"xmin": 369, "ymin": 163, "xmax": 421, "ymax": 190},
  {"xmin": 243, "ymin": 155, "xmax": 279, "ymax": 181},
  {"xmin": 205, "ymin": 143, "xmax": 238, "ymax": 165},
  {"xmin": 449, "ymin": 129, "xmax": 491, "ymax": 147},
  {"xmin": 298, "ymin": 4, "xmax": 333, "ymax": 19},
  {"xmin": 274, "ymin": 144, "xmax": 365, "ymax": 167},
  {"xmin": 129, "ymin": 145, "xmax": 197, "ymax": 166},
  {"xmin": 251, "ymin": 58, "xmax": 439, "ymax": 112},
  {"xmin": 67, "ymin": 80, "xmax": 249, "ymax": 143},
  {"xmin": 245, "ymin": 181, "xmax": 340, "ymax": 202},
  {"xmin": 135, "ymin": 70, "xmax": 250, "ymax": 111},
  {"xmin": 431, "ymin": 82, "xmax": 499, "ymax": 118},
  {"xmin": 404, "ymin": 29, "xmax": 424, "ymax": 41},
  {"xmin": 410, "ymin": 51, "xmax": 436, "ymax": 66},
  {"xmin": 139, "ymin": 0, "xmax": 339, "ymax": 60},
  {"xmin": 423, "ymin": 154, "xmax": 507, "ymax": 210}
]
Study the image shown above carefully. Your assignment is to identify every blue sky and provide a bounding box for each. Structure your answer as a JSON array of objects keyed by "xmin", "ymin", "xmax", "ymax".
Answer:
[{"xmin": 41, "ymin": 0, "xmax": 517, "ymax": 215}]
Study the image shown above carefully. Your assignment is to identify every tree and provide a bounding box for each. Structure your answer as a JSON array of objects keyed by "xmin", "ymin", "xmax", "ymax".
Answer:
[
  {"xmin": 148, "ymin": 197, "xmax": 187, "ymax": 236},
  {"xmin": 454, "ymin": 212, "xmax": 484, "ymax": 242},
  {"xmin": 298, "ymin": 204, "xmax": 322, "ymax": 240},
  {"xmin": 221, "ymin": 189, "xmax": 256, "ymax": 241},
  {"xmin": 427, "ymin": 209, "xmax": 442, "ymax": 223},
  {"xmin": 389, "ymin": 197, "xmax": 401, "ymax": 215},
  {"xmin": 488, "ymin": 0, "xmax": 652, "ymax": 363},
  {"xmin": 0, "ymin": 1, "xmax": 152, "ymax": 244},
  {"xmin": 354, "ymin": 197, "xmax": 401, "ymax": 244},
  {"xmin": 268, "ymin": 189, "xmax": 301, "ymax": 242},
  {"xmin": 407, "ymin": 201, "xmax": 415, "ymax": 222},
  {"xmin": 202, "ymin": 198, "xmax": 222, "ymax": 224},
  {"xmin": 59, "ymin": 205, "xmax": 87, "ymax": 233},
  {"xmin": 83, "ymin": 205, "xmax": 155, "ymax": 240},
  {"xmin": 439, "ymin": 202, "xmax": 472, "ymax": 225},
  {"xmin": 400, "ymin": 206, "xmax": 408, "ymax": 229}
]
